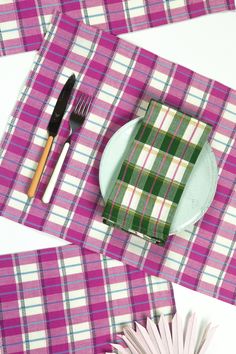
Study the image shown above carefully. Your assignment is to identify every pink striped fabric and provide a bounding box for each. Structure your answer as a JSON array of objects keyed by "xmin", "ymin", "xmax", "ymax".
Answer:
[
  {"xmin": 0, "ymin": 245, "xmax": 175, "ymax": 353},
  {"xmin": 0, "ymin": 13, "xmax": 235, "ymax": 306},
  {"xmin": 0, "ymin": 0, "xmax": 235, "ymax": 56}
]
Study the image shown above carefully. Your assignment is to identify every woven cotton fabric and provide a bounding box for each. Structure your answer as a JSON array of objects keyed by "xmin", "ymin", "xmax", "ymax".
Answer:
[
  {"xmin": 0, "ymin": 13, "xmax": 235, "ymax": 305},
  {"xmin": 103, "ymin": 100, "xmax": 212, "ymax": 244},
  {"xmin": 0, "ymin": 245, "xmax": 174, "ymax": 353},
  {"xmin": 0, "ymin": 0, "xmax": 235, "ymax": 56}
]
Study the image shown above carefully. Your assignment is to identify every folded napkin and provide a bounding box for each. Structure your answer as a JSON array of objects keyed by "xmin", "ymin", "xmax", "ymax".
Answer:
[
  {"xmin": 103, "ymin": 100, "xmax": 212, "ymax": 245},
  {"xmin": 0, "ymin": 13, "xmax": 235, "ymax": 306},
  {"xmin": 0, "ymin": 0, "xmax": 235, "ymax": 56},
  {"xmin": 0, "ymin": 245, "xmax": 175, "ymax": 353}
]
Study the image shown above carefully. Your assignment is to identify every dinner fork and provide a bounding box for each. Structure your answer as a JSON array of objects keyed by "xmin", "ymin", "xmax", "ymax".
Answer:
[{"xmin": 42, "ymin": 94, "xmax": 92, "ymax": 204}]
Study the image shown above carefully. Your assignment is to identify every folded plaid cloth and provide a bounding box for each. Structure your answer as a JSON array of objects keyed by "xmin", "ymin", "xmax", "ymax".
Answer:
[
  {"xmin": 0, "ymin": 13, "xmax": 235, "ymax": 305},
  {"xmin": 103, "ymin": 100, "xmax": 212, "ymax": 245},
  {"xmin": 0, "ymin": 0, "xmax": 235, "ymax": 56},
  {"xmin": 0, "ymin": 245, "xmax": 175, "ymax": 353}
]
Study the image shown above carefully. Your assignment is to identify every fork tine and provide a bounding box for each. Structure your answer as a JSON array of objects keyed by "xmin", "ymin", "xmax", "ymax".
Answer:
[
  {"xmin": 80, "ymin": 95, "xmax": 87, "ymax": 116},
  {"xmin": 85, "ymin": 97, "xmax": 92, "ymax": 116},
  {"xmin": 81, "ymin": 95, "xmax": 91, "ymax": 116},
  {"xmin": 74, "ymin": 95, "xmax": 83, "ymax": 113},
  {"xmin": 73, "ymin": 93, "xmax": 92, "ymax": 118}
]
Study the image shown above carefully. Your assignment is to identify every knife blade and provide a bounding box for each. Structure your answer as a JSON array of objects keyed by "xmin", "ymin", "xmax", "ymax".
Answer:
[{"xmin": 27, "ymin": 74, "xmax": 76, "ymax": 198}]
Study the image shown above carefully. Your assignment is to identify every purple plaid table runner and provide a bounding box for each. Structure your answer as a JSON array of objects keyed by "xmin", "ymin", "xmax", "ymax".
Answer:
[
  {"xmin": 0, "ymin": 0, "xmax": 235, "ymax": 56},
  {"xmin": 0, "ymin": 13, "xmax": 235, "ymax": 306},
  {"xmin": 0, "ymin": 245, "xmax": 175, "ymax": 353}
]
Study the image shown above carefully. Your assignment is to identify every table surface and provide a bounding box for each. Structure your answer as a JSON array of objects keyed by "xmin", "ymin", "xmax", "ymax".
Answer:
[{"xmin": 0, "ymin": 11, "xmax": 235, "ymax": 354}]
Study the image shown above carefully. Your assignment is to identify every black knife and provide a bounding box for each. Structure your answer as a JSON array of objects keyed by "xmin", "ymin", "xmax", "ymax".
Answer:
[{"xmin": 28, "ymin": 74, "xmax": 76, "ymax": 198}]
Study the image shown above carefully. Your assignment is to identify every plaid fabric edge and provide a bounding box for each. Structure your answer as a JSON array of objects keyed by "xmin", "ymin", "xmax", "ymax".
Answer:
[{"xmin": 0, "ymin": 0, "xmax": 235, "ymax": 56}]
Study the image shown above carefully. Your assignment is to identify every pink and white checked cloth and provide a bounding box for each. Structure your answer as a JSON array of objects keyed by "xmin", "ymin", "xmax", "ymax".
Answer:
[
  {"xmin": 0, "ymin": 245, "xmax": 175, "ymax": 353},
  {"xmin": 0, "ymin": 0, "xmax": 235, "ymax": 56},
  {"xmin": 0, "ymin": 13, "xmax": 235, "ymax": 306}
]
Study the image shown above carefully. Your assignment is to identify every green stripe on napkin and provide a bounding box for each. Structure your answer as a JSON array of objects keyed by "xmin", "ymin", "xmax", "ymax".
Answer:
[{"xmin": 102, "ymin": 100, "xmax": 212, "ymax": 245}]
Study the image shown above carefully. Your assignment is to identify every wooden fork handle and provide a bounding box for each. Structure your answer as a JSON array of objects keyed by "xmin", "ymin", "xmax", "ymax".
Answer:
[{"xmin": 27, "ymin": 136, "xmax": 54, "ymax": 198}]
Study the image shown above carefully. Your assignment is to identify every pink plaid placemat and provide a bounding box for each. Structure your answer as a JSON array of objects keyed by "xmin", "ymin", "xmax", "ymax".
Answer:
[
  {"xmin": 0, "ymin": 244, "xmax": 174, "ymax": 353},
  {"xmin": 0, "ymin": 0, "xmax": 235, "ymax": 56},
  {"xmin": 0, "ymin": 13, "xmax": 235, "ymax": 305}
]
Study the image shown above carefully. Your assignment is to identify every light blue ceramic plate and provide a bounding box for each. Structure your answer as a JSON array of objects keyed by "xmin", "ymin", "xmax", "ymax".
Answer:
[{"xmin": 99, "ymin": 117, "xmax": 218, "ymax": 234}]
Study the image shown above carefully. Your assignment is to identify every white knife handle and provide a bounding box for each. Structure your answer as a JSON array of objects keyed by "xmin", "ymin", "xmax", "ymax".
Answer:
[{"xmin": 42, "ymin": 142, "xmax": 70, "ymax": 204}]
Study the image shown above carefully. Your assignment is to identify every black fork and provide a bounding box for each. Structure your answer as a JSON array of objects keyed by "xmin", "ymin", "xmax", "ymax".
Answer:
[
  {"xmin": 66, "ymin": 94, "xmax": 92, "ymax": 143},
  {"xmin": 42, "ymin": 94, "xmax": 92, "ymax": 204}
]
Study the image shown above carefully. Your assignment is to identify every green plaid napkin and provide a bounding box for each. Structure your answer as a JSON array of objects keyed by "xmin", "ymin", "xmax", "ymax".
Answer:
[{"xmin": 102, "ymin": 100, "xmax": 212, "ymax": 245}]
